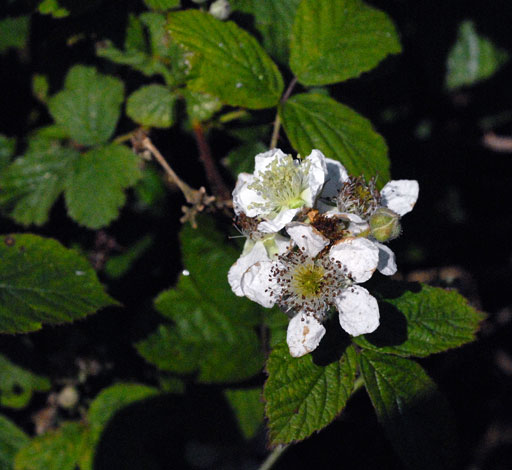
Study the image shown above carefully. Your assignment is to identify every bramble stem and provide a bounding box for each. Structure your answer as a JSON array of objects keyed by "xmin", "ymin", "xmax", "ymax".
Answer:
[
  {"xmin": 269, "ymin": 77, "xmax": 298, "ymax": 149},
  {"xmin": 258, "ymin": 444, "xmax": 289, "ymax": 470}
]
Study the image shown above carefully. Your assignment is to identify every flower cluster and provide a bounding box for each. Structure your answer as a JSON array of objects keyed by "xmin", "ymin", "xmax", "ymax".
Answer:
[{"xmin": 228, "ymin": 149, "xmax": 419, "ymax": 357}]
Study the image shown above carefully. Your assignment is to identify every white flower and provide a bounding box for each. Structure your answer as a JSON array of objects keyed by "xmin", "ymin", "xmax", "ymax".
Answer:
[
  {"xmin": 237, "ymin": 223, "xmax": 380, "ymax": 357},
  {"xmin": 380, "ymin": 180, "xmax": 419, "ymax": 216},
  {"xmin": 232, "ymin": 149, "xmax": 327, "ymax": 233}
]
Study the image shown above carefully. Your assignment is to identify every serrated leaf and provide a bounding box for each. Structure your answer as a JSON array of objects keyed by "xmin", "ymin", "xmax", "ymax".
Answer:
[
  {"xmin": 446, "ymin": 20, "xmax": 509, "ymax": 90},
  {"xmin": 224, "ymin": 141, "xmax": 267, "ymax": 176},
  {"xmin": 137, "ymin": 216, "xmax": 264, "ymax": 383},
  {"xmin": 225, "ymin": 388, "xmax": 264, "ymax": 439},
  {"xmin": 126, "ymin": 85, "xmax": 177, "ymax": 128},
  {"xmin": 183, "ymin": 89, "xmax": 222, "ymax": 122},
  {"xmin": 48, "ymin": 66, "xmax": 124, "ymax": 146},
  {"xmin": 168, "ymin": 10, "xmax": 284, "ymax": 109},
  {"xmin": 0, "ymin": 134, "xmax": 15, "ymax": 170},
  {"xmin": 0, "ymin": 138, "xmax": 79, "ymax": 226},
  {"xmin": 264, "ymin": 343, "xmax": 356, "ymax": 445},
  {"xmin": 290, "ymin": 0, "xmax": 401, "ymax": 85},
  {"xmin": 14, "ymin": 422, "xmax": 91, "ymax": 470},
  {"xmin": 88, "ymin": 383, "xmax": 159, "ymax": 441},
  {"xmin": 231, "ymin": 0, "xmax": 300, "ymax": 64},
  {"xmin": 354, "ymin": 284, "xmax": 484, "ymax": 357},
  {"xmin": 0, "ymin": 17, "xmax": 29, "ymax": 53},
  {"xmin": 359, "ymin": 350, "xmax": 457, "ymax": 470},
  {"xmin": 143, "ymin": 0, "xmax": 180, "ymax": 10},
  {"xmin": 0, "ymin": 415, "xmax": 29, "ymax": 470},
  {"xmin": 64, "ymin": 143, "xmax": 142, "ymax": 229},
  {"xmin": 280, "ymin": 93, "xmax": 389, "ymax": 182},
  {"xmin": 0, "ymin": 354, "xmax": 50, "ymax": 409},
  {"xmin": 0, "ymin": 234, "xmax": 117, "ymax": 334}
]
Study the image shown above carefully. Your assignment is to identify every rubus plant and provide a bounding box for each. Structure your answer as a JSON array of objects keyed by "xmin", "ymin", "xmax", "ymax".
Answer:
[{"xmin": 0, "ymin": 1, "xmax": 485, "ymax": 469}]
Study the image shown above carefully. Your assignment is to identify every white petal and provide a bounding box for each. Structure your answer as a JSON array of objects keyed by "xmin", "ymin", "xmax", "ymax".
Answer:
[
  {"xmin": 336, "ymin": 286, "xmax": 380, "ymax": 336},
  {"xmin": 228, "ymin": 241, "xmax": 269, "ymax": 296},
  {"xmin": 339, "ymin": 213, "xmax": 370, "ymax": 236},
  {"xmin": 274, "ymin": 233, "xmax": 293, "ymax": 255},
  {"xmin": 240, "ymin": 260, "xmax": 279, "ymax": 308},
  {"xmin": 232, "ymin": 173, "xmax": 266, "ymax": 217},
  {"xmin": 286, "ymin": 222, "xmax": 329, "ymax": 258},
  {"xmin": 254, "ymin": 148, "xmax": 287, "ymax": 173},
  {"xmin": 375, "ymin": 242, "xmax": 397, "ymax": 276},
  {"xmin": 329, "ymin": 237, "xmax": 379, "ymax": 283},
  {"xmin": 380, "ymin": 180, "xmax": 419, "ymax": 216},
  {"xmin": 320, "ymin": 158, "xmax": 349, "ymax": 199},
  {"xmin": 303, "ymin": 149, "xmax": 327, "ymax": 205},
  {"xmin": 286, "ymin": 312, "xmax": 326, "ymax": 357},
  {"xmin": 257, "ymin": 207, "xmax": 299, "ymax": 233}
]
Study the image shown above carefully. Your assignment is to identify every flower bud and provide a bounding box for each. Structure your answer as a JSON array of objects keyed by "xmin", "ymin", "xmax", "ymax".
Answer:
[
  {"xmin": 209, "ymin": 0, "xmax": 231, "ymax": 20},
  {"xmin": 369, "ymin": 207, "xmax": 401, "ymax": 242}
]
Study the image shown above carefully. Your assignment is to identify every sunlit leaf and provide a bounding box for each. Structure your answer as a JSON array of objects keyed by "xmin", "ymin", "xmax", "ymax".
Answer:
[
  {"xmin": 126, "ymin": 85, "xmax": 177, "ymax": 128},
  {"xmin": 0, "ymin": 415, "xmax": 29, "ymax": 470}
]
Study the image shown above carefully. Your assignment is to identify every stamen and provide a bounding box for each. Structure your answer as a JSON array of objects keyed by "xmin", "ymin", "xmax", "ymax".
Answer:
[{"xmin": 337, "ymin": 176, "xmax": 380, "ymax": 218}]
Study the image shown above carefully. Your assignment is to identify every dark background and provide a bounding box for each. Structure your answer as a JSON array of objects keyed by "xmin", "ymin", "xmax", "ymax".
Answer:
[{"xmin": 1, "ymin": 0, "xmax": 512, "ymax": 468}]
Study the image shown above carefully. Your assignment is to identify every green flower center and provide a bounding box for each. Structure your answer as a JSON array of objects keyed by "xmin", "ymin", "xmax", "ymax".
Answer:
[{"xmin": 291, "ymin": 262, "xmax": 325, "ymax": 298}]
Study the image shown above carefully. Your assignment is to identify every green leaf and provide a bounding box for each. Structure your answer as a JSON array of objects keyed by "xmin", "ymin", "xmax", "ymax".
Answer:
[
  {"xmin": 48, "ymin": 66, "xmax": 124, "ymax": 146},
  {"xmin": 88, "ymin": 383, "xmax": 159, "ymax": 441},
  {"xmin": 280, "ymin": 93, "xmax": 389, "ymax": 182},
  {"xmin": 14, "ymin": 422, "xmax": 91, "ymax": 470},
  {"xmin": 224, "ymin": 141, "xmax": 267, "ymax": 176},
  {"xmin": 264, "ymin": 343, "xmax": 357, "ymax": 445},
  {"xmin": 38, "ymin": 0, "xmax": 70, "ymax": 18},
  {"xmin": 224, "ymin": 388, "xmax": 264, "ymax": 439},
  {"xmin": 134, "ymin": 166, "xmax": 166, "ymax": 208},
  {"xmin": 359, "ymin": 350, "xmax": 457, "ymax": 470},
  {"xmin": 104, "ymin": 235, "xmax": 154, "ymax": 279},
  {"xmin": 263, "ymin": 307, "xmax": 289, "ymax": 349},
  {"xmin": 290, "ymin": 0, "xmax": 401, "ymax": 85},
  {"xmin": 143, "ymin": 0, "xmax": 180, "ymax": 10},
  {"xmin": 0, "ymin": 234, "xmax": 117, "ymax": 334},
  {"xmin": 137, "ymin": 216, "xmax": 264, "ymax": 383},
  {"xmin": 64, "ymin": 143, "xmax": 142, "ymax": 229},
  {"xmin": 32, "ymin": 74, "xmax": 49, "ymax": 103},
  {"xmin": 183, "ymin": 90, "xmax": 222, "ymax": 122},
  {"xmin": 0, "ymin": 138, "xmax": 79, "ymax": 226},
  {"xmin": 126, "ymin": 85, "xmax": 177, "ymax": 128},
  {"xmin": 0, "ymin": 415, "xmax": 29, "ymax": 470},
  {"xmin": 446, "ymin": 20, "xmax": 509, "ymax": 90},
  {"xmin": 0, "ymin": 134, "xmax": 15, "ymax": 171},
  {"xmin": 168, "ymin": 10, "xmax": 284, "ymax": 109},
  {"xmin": 0, "ymin": 354, "xmax": 50, "ymax": 409},
  {"xmin": 231, "ymin": 0, "xmax": 301, "ymax": 64},
  {"xmin": 0, "ymin": 17, "xmax": 29, "ymax": 53},
  {"xmin": 124, "ymin": 14, "xmax": 146, "ymax": 52},
  {"xmin": 354, "ymin": 284, "xmax": 484, "ymax": 357}
]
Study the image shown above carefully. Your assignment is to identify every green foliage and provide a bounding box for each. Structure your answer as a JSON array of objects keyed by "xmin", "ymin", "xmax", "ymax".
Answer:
[
  {"xmin": 14, "ymin": 422, "xmax": 91, "ymax": 470},
  {"xmin": 182, "ymin": 90, "xmax": 222, "ymax": 122},
  {"xmin": 38, "ymin": 0, "xmax": 70, "ymax": 18},
  {"xmin": 355, "ymin": 284, "xmax": 484, "ymax": 357},
  {"xmin": 64, "ymin": 144, "xmax": 142, "ymax": 229},
  {"xmin": 0, "ymin": 234, "xmax": 117, "ymax": 334},
  {"xmin": 168, "ymin": 10, "xmax": 284, "ymax": 109},
  {"xmin": 264, "ymin": 343, "xmax": 357, "ymax": 445},
  {"xmin": 224, "ymin": 388, "xmax": 264, "ymax": 440},
  {"xmin": 143, "ymin": 0, "xmax": 180, "ymax": 10},
  {"xmin": 223, "ymin": 141, "xmax": 267, "ymax": 176},
  {"xmin": 280, "ymin": 93, "xmax": 390, "ymax": 182},
  {"xmin": 32, "ymin": 74, "xmax": 49, "ymax": 103},
  {"xmin": 48, "ymin": 66, "xmax": 124, "ymax": 146},
  {"xmin": 0, "ymin": 135, "xmax": 15, "ymax": 171},
  {"xmin": 359, "ymin": 350, "xmax": 457, "ymax": 470},
  {"xmin": 0, "ymin": 137, "xmax": 79, "ymax": 226},
  {"xmin": 290, "ymin": 0, "xmax": 401, "ymax": 85},
  {"xmin": 0, "ymin": 17, "xmax": 29, "ymax": 53},
  {"xmin": 446, "ymin": 20, "xmax": 509, "ymax": 90},
  {"xmin": 0, "ymin": 354, "xmax": 50, "ymax": 409},
  {"xmin": 0, "ymin": 415, "xmax": 29, "ymax": 470},
  {"xmin": 88, "ymin": 383, "xmax": 159, "ymax": 441},
  {"xmin": 231, "ymin": 0, "xmax": 301, "ymax": 65},
  {"xmin": 104, "ymin": 235, "xmax": 154, "ymax": 279},
  {"xmin": 126, "ymin": 85, "xmax": 177, "ymax": 128},
  {"xmin": 137, "ymin": 216, "xmax": 264, "ymax": 383}
]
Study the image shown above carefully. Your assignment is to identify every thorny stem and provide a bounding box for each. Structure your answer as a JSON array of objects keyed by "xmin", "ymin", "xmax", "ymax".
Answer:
[
  {"xmin": 269, "ymin": 77, "xmax": 298, "ymax": 149},
  {"xmin": 258, "ymin": 444, "xmax": 289, "ymax": 470},
  {"xmin": 192, "ymin": 120, "xmax": 231, "ymax": 201},
  {"xmin": 141, "ymin": 137, "xmax": 198, "ymax": 204}
]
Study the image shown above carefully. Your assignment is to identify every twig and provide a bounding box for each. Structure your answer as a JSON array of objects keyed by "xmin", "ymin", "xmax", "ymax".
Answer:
[
  {"xmin": 269, "ymin": 77, "xmax": 298, "ymax": 149},
  {"xmin": 258, "ymin": 444, "xmax": 289, "ymax": 470},
  {"xmin": 192, "ymin": 120, "xmax": 231, "ymax": 201},
  {"xmin": 482, "ymin": 132, "xmax": 512, "ymax": 153}
]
